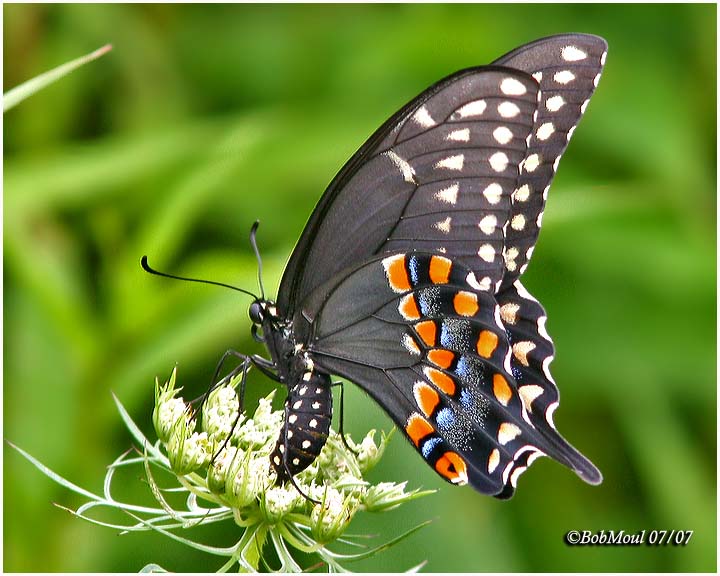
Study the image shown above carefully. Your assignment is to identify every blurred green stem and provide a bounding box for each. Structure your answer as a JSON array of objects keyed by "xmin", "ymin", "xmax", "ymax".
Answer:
[{"xmin": 3, "ymin": 44, "xmax": 112, "ymax": 112}]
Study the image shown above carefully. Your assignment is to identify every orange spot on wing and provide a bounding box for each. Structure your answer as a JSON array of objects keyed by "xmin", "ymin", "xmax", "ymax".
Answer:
[
  {"xmin": 406, "ymin": 414, "xmax": 434, "ymax": 447},
  {"xmin": 476, "ymin": 330, "xmax": 499, "ymax": 358},
  {"xmin": 415, "ymin": 320, "xmax": 437, "ymax": 347},
  {"xmin": 429, "ymin": 255, "xmax": 452, "ymax": 284},
  {"xmin": 435, "ymin": 451, "xmax": 468, "ymax": 485},
  {"xmin": 398, "ymin": 294, "xmax": 421, "ymax": 320},
  {"xmin": 413, "ymin": 382, "xmax": 440, "ymax": 417},
  {"xmin": 424, "ymin": 367, "xmax": 456, "ymax": 395},
  {"xmin": 488, "ymin": 448, "xmax": 501, "ymax": 474},
  {"xmin": 383, "ymin": 254, "xmax": 411, "ymax": 292},
  {"xmin": 493, "ymin": 373, "xmax": 512, "ymax": 406},
  {"xmin": 453, "ymin": 291, "xmax": 479, "ymax": 316},
  {"xmin": 427, "ymin": 349, "xmax": 455, "ymax": 369}
]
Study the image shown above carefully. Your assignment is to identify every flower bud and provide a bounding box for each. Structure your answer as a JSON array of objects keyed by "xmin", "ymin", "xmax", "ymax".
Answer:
[
  {"xmin": 232, "ymin": 391, "xmax": 283, "ymax": 450},
  {"xmin": 363, "ymin": 481, "xmax": 415, "ymax": 512},
  {"xmin": 207, "ymin": 445, "xmax": 240, "ymax": 494},
  {"xmin": 167, "ymin": 418, "xmax": 211, "ymax": 476},
  {"xmin": 152, "ymin": 369, "xmax": 189, "ymax": 443},
  {"xmin": 225, "ymin": 452, "xmax": 270, "ymax": 509},
  {"xmin": 310, "ymin": 487, "xmax": 359, "ymax": 543},
  {"xmin": 260, "ymin": 486, "xmax": 302, "ymax": 524},
  {"xmin": 202, "ymin": 384, "xmax": 242, "ymax": 441},
  {"xmin": 355, "ymin": 430, "xmax": 387, "ymax": 473}
]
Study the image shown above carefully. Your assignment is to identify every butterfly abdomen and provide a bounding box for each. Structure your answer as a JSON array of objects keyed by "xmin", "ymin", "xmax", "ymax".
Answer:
[{"xmin": 270, "ymin": 365, "xmax": 333, "ymax": 482}]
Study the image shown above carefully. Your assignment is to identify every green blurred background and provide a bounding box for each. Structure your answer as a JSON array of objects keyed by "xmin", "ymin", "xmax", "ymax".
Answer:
[{"xmin": 4, "ymin": 4, "xmax": 716, "ymax": 572}]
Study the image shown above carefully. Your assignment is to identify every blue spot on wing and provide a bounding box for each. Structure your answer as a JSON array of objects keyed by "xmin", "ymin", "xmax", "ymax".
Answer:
[
  {"xmin": 408, "ymin": 255, "xmax": 421, "ymax": 286},
  {"xmin": 436, "ymin": 407, "xmax": 456, "ymax": 429},
  {"xmin": 421, "ymin": 436, "xmax": 442, "ymax": 459}
]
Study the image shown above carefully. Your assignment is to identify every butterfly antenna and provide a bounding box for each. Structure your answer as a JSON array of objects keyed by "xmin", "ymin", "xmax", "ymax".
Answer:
[
  {"xmin": 141, "ymin": 256, "xmax": 258, "ymax": 299},
  {"xmin": 249, "ymin": 220, "xmax": 266, "ymax": 300}
]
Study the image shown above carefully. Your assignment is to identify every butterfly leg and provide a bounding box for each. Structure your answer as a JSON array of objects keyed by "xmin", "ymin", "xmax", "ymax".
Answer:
[
  {"xmin": 210, "ymin": 356, "xmax": 252, "ymax": 465},
  {"xmin": 330, "ymin": 380, "xmax": 359, "ymax": 456}
]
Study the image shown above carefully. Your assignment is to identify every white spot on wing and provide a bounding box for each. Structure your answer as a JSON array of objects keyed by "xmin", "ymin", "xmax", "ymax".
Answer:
[
  {"xmin": 483, "ymin": 182, "xmax": 503, "ymax": 204},
  {"xmin": 494, "ymin": 304, "xmax": 504, "ymax": 330},
  {"xmin": 493, "ymin": 126, "xmax": 513, "ymax": 144},
  {"xmin": 513, "ymin": 184, "xmax": 530, "ymax": 202},
  {"xmin": 465, "ymin": 272, "xmax": 480, "ymax": 291},
  {"xmin": 385, "ymin": 150, "xmax": 416, "ymax": 184},
  {"xmin": 498, "ymin": 101, "xmax": 520, "ymax": 118},
  {"xmin": 510, "ymin": 214, "xmax": 526, "ymax": 230},
  {"xmin": 545, "ymin": 401, "xmax": 559, "ymax": 429},
  {"xmin": 542, "ymin": 355, "xmax": 556, "ymax": 384},
  {"xmin": 500, "ymin": 302, "xmax": 520, "ymax": 325},
  {"xmin": 501, "ymin": 77, "xmax": 527, "ymax": 95},
  {"xmin": 453, "ymin": 99, "xmax": 486, "ymax": 118},
  {"xmin": 537, "ymin": 315, "xmax": 552, "ymax": 341},
  {"xmin": 502, "ymin": 460, "xmax": 514, "ymax": 484},
  {"xmin": 489, "ymin": 151, "xmax": 508, "ymax": 172},
  {"xmin": 488, "ymin": 448, "xmax": 500, "ymax": 474},
  {"xmin": 436, "ymin": 154, "xmax": 465, "ymax": 171},
  {"xmin": 435, "ymin": 183, "xmax": 459, "ymax": 204},
  {"xmin": 413, "ymin": 105, "xmax": 436, "ymax": 128},
  {"xmin": 593, "ymin": 72, "xmax": 602, "ymax": 87},
  {"xmin": 537, "ymin": 211, "xmax": 544, "ymax": 228},
  {"xmin": 552, "ymin": 156, "xmax": 561, "ymax": 172},
  {"xmin": 536, "ymin": 122, "xmax": 555, "ymax": 141},
  {"xmin": 580, "ymin": 99, "xmax": 590, "ymax": 114},
  {"xmin": 402, "ymin": 333, "xmax": 421, "ymax": 356},
  {"xmin": 513, "ymin": 341, "xmax": 536, "ymax": 367},
  {"xmin": 510, "ymin": 466, "xmax": 527, "ymax": 488},
  {"xmin": 527, "ymin": 451, "xmax": 545, "ymax": 466},
  {"xmin": 561, "ymin": 45, "xmax": 587, "ymax": 61},
  {"xmin": 554, "ymin": 70, "xmax": 576, "ymax": 84},
  {"xmin": 434, "ymin": 216, "xmax": 452, "ymax": 234},
  {"xmin": 498, "ymin": 422, "xmax": 521, "ymax": 445},
  {"xmin": 523, "ymin": 154, "xmax": 540, "ymax": 173},
  {"xmin": 447, "ymin": 128, "xmax": 470, "ymax": 142},
  {"xmin": 478, "ymin": 244, "xmax": 495, "ymax": 262},
  {"xmin": 478, "ymin": 214, "xmax": 497, "ymax": 235},
  {"xmin": 601, "ymin": 51, "xmax": 607, "ymax": 66},
  {"xmin": 532, "ymin": 71, "xmax": 542, "ymax": 82},
  {"xmin": 546, "ymin": 95, "xmax": 565, "ymax": 112},
  {"xmin": 518, "ymin": 384, "xmax": 544, "ymax": 413},
  {"xmin": 566, "ymin": 125, "xmax": 576, "ymax": 142}
]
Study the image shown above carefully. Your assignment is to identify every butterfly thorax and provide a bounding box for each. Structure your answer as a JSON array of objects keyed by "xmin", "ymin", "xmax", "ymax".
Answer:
[{"xmin": 250, "ymin": 299, "xmax": 334, "ymax": 482}]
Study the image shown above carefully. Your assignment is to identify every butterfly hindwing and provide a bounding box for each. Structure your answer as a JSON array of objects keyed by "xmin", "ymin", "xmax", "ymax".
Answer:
[
  {"xmin": 303, "ymin": 252, "xmax": 599, "ymax": 495},
  {"xmin": 497, "ymin": 280, "xmax": 602, "ymax": 485}
]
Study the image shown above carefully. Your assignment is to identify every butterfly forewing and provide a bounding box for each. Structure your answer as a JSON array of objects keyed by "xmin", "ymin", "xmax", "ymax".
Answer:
[
  {"xmin": 279, "ymin": 67, "xmax": 538, "ymax": 317},
  {"xmin": 492, "ymin": 34, "xmax": 608, "ymax": 289}
]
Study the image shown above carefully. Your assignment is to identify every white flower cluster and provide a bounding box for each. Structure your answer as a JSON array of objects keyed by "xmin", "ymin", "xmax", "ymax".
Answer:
[{"xmin": 152, "ymin": 368, "xmax": 431, "ymax": 548}]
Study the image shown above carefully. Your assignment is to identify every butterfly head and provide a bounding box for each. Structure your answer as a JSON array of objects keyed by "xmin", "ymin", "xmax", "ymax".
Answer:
[{"xmin": 249, "ymin": 299, "xmax": 280, "ymax": 343}]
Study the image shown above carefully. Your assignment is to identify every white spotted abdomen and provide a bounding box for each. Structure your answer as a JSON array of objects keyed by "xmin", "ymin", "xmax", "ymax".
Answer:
[{"xmin": 270, "ymin": 369, "xmax": 333, "ymax": 482}]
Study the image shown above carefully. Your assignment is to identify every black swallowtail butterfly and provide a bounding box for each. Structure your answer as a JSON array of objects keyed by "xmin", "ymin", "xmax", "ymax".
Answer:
[{"xmin": 157, "ymin": 34, "xmax": 608, "ymax": 498}]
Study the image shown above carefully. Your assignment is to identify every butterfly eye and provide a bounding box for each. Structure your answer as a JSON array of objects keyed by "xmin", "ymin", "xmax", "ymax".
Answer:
[{"xmin": 249, "ymin": 301, "xmax": 264, "ymax": 324}]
